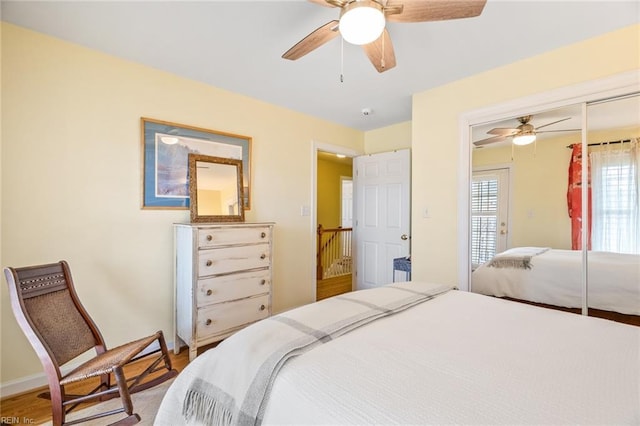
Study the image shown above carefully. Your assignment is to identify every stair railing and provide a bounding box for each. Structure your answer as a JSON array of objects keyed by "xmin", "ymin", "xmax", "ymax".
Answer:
[{"xmin": 317, "ymin": 224, "xmax": 353, "ymax": 280}]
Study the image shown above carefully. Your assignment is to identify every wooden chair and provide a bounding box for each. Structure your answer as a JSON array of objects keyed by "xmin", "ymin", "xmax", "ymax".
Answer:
[{"xmin": 3, "ymin": 260, "xmax": 178, "ymax": 425}]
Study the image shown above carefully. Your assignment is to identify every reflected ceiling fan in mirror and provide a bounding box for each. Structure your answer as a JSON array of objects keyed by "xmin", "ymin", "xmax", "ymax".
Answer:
[
  {"xmin": 282, "ymin": 0, "xmax": 487, "ymax": 73},
  {"xmin": 473, "ymin": 115, "xmax": 580, "ymax": 147}
]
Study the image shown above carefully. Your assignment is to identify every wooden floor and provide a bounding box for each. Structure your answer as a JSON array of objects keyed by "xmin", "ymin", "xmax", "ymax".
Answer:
[
  {"xmin": 0, "ymin": 349, "xmax": 191, "ymax": 425},
  {"xmin": 317, "ymin": 274, "xmax": 352, "ymax": 301},
  {"xmin": 503, "ymin": 297, "xmax": 640, "ymax": 326}
]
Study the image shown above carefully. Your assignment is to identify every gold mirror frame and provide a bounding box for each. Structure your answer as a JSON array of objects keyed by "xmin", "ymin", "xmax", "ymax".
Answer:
[{"xmin": 188, "ymin": 154, "xmax": 245, "ymax": 223}]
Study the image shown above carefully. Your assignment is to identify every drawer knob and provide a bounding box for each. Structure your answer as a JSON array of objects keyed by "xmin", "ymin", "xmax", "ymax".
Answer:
[
  {"xmin": 206, "ymin": 319, "xmax": 212, "ymax": 326},
  {"xmin": 260, "ymin": 254, "xmax": 266, "ymax": 260},
  {"xmin": 206, "ymin": 260, "xmax": 213, "ymax": 267},
  {"xmin": 260, "ymin": 232, "xmax": 266, "ymax": 239},
  {"xmin": 259, "ymin": 304, "xmax": 266, "ymax": 311},
  {"xmin": 206, "ymin": 234, "xmax": 213, "ymax": 241},
  {"xmin": 260, "ymin": 279, "xmax": 266, "ymax": 285},
  {"xmin": 206, "ymin": 289, "xmax": 212, "ymax": 296}
]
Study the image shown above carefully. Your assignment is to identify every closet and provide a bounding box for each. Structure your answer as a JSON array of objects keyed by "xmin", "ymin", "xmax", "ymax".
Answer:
[{"xmin": 462, "ymin": 73, "xmax": 639, "ymax": 324}]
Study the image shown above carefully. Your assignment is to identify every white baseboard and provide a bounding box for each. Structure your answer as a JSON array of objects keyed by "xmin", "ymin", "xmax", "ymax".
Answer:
[{"xmin": 0, "ymin": 340, "xmax": 176, "ymax": 398}]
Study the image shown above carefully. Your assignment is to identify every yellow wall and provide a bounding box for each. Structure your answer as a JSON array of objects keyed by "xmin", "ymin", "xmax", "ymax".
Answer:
[
  {"xmin": 0, "ymin": 23, "xmax": 363, "ymax": 384},
  {"xmin": 317, "ymin": 159, "xmax": 353, "ymax": 230},
  {"xmin": 364, "ymin": 120, "xmax": 412, "ymax": 153},
  {"xmin": 411, "ymin": 24, "xmax": 640, "ymax": 285}
]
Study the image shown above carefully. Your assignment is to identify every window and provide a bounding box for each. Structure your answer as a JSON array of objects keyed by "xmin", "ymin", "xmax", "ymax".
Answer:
[{"xmin": 590, "ymin": 145, "xmax": 639, "ymax": 254}]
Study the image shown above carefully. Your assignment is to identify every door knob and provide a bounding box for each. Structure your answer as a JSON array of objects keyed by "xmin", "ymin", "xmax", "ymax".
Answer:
[{"xmin": 401, "ymin": 234, "xmax": 408, "ymax": 240}]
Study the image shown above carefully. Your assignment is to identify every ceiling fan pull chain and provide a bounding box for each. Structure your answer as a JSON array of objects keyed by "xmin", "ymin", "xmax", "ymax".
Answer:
[
  {"xmin": 511, "ymin": 141, "xmax": 514, "ymax": 162},
  {"xmin": 340, "ymin": 36, "xmax": 344, "ymax": 83}
]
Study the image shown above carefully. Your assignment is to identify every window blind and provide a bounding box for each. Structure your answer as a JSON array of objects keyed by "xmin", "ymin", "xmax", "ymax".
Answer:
[{"xmin": 471, "ymin": 179, "xmax": 499, "ymax": 265}]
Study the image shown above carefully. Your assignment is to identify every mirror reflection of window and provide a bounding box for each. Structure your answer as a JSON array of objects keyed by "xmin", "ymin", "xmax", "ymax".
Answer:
[
  {"xmin": 196, "ymin": 161, "xmax": 239, "ymax": 216},
  {"xmin": 587, "ymin": 94, "xmax": 640, "ymax": 255}
]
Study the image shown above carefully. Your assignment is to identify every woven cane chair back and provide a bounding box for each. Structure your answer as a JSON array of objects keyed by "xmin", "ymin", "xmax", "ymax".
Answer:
[{"xmin": 7, "ymin": 262, "xmax": 101, "ymax": 366}]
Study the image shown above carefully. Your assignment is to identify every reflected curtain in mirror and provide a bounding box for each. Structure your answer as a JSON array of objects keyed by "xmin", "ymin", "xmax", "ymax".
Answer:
[
  {"xmin": 188, "ymin": 154, "xmax": 244, "ymax": 223},
  {"xmin": 567, "ymin": 143, "xmax": 592, "ymax": 250},
  {"xmin": 590, "ymin": 139, "xmax": 640, "ymax": 254}
]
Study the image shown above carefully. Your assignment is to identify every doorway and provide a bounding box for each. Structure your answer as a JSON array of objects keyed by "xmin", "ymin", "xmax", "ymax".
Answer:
[
  {"xmin": 314, "ymin": 145, "xmax": 358, "ymax": 301},
  {"xmin": 311, "ymin": 143, "xmax": 411, "ymax": 300}
]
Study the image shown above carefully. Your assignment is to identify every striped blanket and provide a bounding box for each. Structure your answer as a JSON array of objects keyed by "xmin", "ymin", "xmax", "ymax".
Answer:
[{"xmin": 181, "ymin": 281, "xmax": 453, "ymax": 425}]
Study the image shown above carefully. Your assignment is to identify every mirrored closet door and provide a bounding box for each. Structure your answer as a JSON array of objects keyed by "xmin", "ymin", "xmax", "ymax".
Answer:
[
  {"xmin": 585, "ymin": 95, "xmax": 640, "ymax": 324},
  {"xmin": 469, "ymin": 106, "xmax": 586, "ymax": 312},
  {"xmin": 469, "ymin": 92, "xmax": 640, "ymax": 326}
]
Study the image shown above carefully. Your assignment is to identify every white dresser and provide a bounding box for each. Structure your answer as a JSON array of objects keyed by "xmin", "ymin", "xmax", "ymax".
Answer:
[{"xmin": 173, "ymin": 222, "xmax": 274, "ymax": 361}]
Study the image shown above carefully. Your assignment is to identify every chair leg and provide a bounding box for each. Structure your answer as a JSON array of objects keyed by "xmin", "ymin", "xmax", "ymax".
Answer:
[
  {"xmin": 113, "ymin": 366, "xmax": 140, "ymax": 425},
  {"xmin": 50, "ymin": 385, "xmax": 65, "ymax": 426},
  {"xmin": 157, "ymin": 331, "xmax": 174, "ymax": 371}
]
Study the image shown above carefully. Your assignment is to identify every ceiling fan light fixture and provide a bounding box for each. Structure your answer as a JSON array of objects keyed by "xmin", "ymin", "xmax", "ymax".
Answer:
[
  {"xmin": 339, "ymin": 0, "xmax": 385, "ymax": 45},
  {"xmin": 512, "ymin": 132, "xmax": 536, "ymax": 146}
]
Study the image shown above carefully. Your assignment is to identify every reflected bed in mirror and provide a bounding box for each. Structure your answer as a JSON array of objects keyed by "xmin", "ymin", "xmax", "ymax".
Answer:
[{"xmin": 189, "ymin": 154, "xmax": 244, "ymax": 223}]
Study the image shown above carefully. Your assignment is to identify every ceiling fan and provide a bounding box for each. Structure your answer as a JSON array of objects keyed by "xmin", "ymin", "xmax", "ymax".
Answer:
[
  {"xmin": 282, "ymin": 0, "xmax": 487, "ymax": 73},
  {"xmin": 473, "ymin": 115, "xmax": 580, "ymax": 147}
]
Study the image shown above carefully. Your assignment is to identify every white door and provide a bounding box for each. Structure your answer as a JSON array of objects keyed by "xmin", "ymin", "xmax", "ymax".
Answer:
[
  {"xmin": 470, "ymin": 168, "xmax": 510, "ymax": 268},
  {"xmin": 354, "ymin": 149, "xmax": 411, "ymax": 290},
  {"xmin": 341, "ymin": 177, "xmax": 353, "ymax": 228}
]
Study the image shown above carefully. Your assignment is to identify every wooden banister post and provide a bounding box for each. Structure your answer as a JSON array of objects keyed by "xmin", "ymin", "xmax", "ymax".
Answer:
[{"xmin": 317, "ymin": 224, "xmax": 324, "ymax": 280}]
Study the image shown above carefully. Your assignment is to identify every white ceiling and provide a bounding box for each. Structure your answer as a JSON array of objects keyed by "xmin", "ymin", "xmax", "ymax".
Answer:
[{"xmin": 2, "ymin": 0, "xmax": 639, "ymax": 131}]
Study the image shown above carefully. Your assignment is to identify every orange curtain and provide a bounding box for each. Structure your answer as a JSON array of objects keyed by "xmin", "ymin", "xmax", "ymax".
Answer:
[{"xmin": 567, "ymin": 144, "xmax": 592, "ymax": 249}]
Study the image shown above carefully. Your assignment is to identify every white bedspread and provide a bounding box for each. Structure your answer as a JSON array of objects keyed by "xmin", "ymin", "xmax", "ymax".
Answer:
[
  {"xmin": 155, "ymin": 283, "xmax": 640, "ymax": 425},
  {"xmin": 179, "ymin": 282, "xmax": 451, "ymax": 425},
  {"xmin": 473, "ymin": 248, "xmax": 640, "ymax": 315}
]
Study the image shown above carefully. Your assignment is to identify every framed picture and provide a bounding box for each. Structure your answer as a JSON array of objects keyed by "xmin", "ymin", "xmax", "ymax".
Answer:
[{"xmin": 141, "ymin": 118, "xmax": 252, "ymax": 210}]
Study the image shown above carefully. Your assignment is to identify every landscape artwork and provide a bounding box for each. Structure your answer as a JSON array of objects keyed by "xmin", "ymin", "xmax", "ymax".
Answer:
[{"xmin": 141, "ymin": 118, "xmax": 251, "ymax": 209}]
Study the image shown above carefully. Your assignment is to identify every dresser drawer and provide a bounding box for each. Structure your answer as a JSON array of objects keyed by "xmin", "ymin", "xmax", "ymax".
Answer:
[
  {"xmin": 198, "ymin": 226, "xmax": 271, "ymax": 248},
  {"xmin": 196, "ymin": 294, "xmax": 270, "ymax": 339},
  {"xmin": 196, "ymin": 269, "xmax": 270, "ymax": 307},
  {"xmin": 198, "ymin": 244, "xmax": 270, "ymax": 277}
]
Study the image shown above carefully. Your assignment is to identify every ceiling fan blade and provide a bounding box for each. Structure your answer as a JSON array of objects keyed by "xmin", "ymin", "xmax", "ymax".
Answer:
[
  {"xmin": 307, "ymin": 0, "xmax": 340, "ymax": 7},
  {"xmin": 473, "ymin": 134, "xmax": 508, "ymax": 146},
  {"xmin": 362, "ymin": 29, "xmax": 396, "ymax": 73},
  {"xmin": 487, "ymin": 127, "xmax": 519, "ymax": 136},
  {"xmin": 282, "ymin": 20, "xmax": 340, "ymax": 61},
  {"xmin": 536, "ymin": 129, "xmax": 581, "ymax": 134},
  {"xmin": 386, "ymin": 0, "xmax": 487, "ymax": 23},
  {"xmin": 534, "ymin": 117, "xmax": 571, "ymax": 130}
]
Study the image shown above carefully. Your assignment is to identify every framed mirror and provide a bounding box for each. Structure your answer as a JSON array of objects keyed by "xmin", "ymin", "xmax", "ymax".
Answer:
[{"xmin": 188, "ymin": 153, "xmax": 245, "ymax": 223}]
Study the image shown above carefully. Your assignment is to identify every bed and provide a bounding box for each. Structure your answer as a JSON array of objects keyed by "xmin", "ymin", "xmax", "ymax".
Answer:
[
  {"xmin": 155, "ymin": 281, "xmax": 640, "ymax": 425},
  {"xmin": 472, "ymin": 247, "xmax": 640, "ymax": 316}
]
